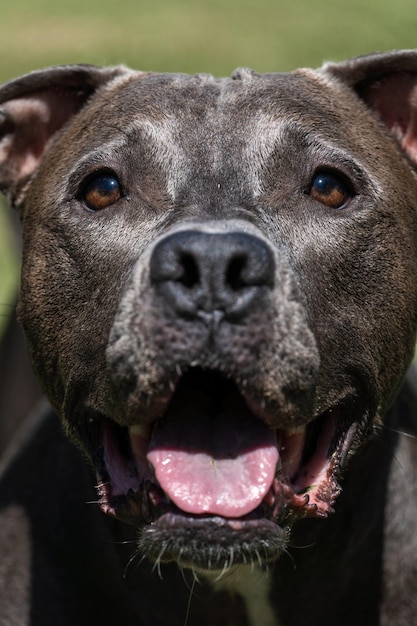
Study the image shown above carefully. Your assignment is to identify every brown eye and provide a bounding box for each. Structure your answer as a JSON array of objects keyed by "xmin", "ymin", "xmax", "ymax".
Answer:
[
  {"xmin": 83, "ymin": 174, "xmax": 122, "ymax": 211},
  {"xmin": 309, "ymin": 171, "xmax": 351, "ymax": 209}
]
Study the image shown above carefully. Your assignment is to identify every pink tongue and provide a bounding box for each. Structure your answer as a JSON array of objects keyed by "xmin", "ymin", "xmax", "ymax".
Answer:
[{"xmin": 146, "ymin": 392, "xmax": 278, "ymax": 518}]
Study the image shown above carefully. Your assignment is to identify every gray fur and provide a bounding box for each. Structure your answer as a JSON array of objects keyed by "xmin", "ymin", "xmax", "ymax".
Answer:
[{"xmin": 0, "ymin": 51, "xmax": 416, "ymax": 625}]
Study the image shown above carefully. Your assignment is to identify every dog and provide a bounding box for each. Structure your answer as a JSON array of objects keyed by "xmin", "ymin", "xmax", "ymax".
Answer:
[{"xmin": 0, "ymin": 50, "xmax": 417, "ymax": 626}]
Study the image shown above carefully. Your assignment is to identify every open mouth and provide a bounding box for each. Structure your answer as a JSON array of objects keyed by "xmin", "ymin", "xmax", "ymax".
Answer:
[{"xmin": 89, "ymin": 368, "xmax": 359, "ymax": 568}]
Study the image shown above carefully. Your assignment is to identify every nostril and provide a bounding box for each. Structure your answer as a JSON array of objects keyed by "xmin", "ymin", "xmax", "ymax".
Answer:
[
  {"xmin": 178, "ymin": 253, "xmax": 200, "ymax": 289},
  {"xmin": 226, "ymin": 254, "xmax": 248, "ymax": 291},
  {"xmin": 150, "ymin": 230, "xmax": 275, "ymax": 320}
]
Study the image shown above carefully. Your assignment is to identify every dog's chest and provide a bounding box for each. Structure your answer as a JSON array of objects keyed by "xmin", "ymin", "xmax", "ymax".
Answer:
[{"xmin": 211, "ymin": 569, "xmax": 280, "ymax": 626}]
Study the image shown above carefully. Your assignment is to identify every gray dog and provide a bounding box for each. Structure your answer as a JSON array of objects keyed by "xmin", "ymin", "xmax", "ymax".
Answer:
[{"xmin": 0, "ymin": 50, "xmax": 416, "ymax": 626}]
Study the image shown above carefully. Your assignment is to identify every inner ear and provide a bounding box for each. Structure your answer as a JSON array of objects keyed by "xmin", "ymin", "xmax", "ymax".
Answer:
[
  {"xmin": 0, "ymin": 89, "xmax": 89, "ymax": 191},
  {"xmin": 322, "ymin": 51, "xmax": 417, "ymax": 164},
  {"xmin": 357, "ymin": 73, "xmax": 417, "ymax": 162},
  {"xmin": 0, "ymin": 64, "xmax": 128, "ymax": 203}
]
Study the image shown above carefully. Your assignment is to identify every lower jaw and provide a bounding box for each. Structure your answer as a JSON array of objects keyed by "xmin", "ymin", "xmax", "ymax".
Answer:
[
  {"xmin": 98, "ymin": 484, "xmax": 292, "ymax": 569},
  {"xmin": 137, "ymin": 511, "xmax": 289, "ymax": 571}
]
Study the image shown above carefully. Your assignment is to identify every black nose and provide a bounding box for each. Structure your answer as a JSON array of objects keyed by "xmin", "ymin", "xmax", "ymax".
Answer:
[{"xmin": 149, "ymin": 230, "xmax": 275, "ymax": 321}]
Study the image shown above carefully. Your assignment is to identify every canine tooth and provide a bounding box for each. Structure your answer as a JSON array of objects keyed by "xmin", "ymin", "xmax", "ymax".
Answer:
[{"xmin": 129, "ymin": 423, "xmax": 152, "ymax": 438}]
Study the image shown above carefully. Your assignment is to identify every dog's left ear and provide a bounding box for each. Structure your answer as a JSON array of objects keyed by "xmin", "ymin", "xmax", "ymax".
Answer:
[{"xmin": 323, "ymin": 50, "xmax": 417, "ymax": 162}]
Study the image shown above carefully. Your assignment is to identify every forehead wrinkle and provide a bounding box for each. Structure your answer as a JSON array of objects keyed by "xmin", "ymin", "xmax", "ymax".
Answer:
[
  {"xmin": 243, "ymin": 115, "xmax": 289, "ymax": 197},
  {"xmin": 67, "ymin": 138, "xmax": 129, "ymax": 182},
  {"xmin": 275, "ymin": 120, "xmax": 384, "ymax": 196},
  {"xmin": 126, "ymin": 116, "xmax": 191, "ymax": 202},
  {"xmin": 126, "ymin": 111, "xmax": 238, "ymax": 204},
  {"xmin": 125, "ymin": 107, "xmax": 290, "ymax": 205}
]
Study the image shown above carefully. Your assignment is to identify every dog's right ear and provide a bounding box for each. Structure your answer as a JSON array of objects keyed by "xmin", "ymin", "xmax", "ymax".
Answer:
[{"xmin": 0, "ymin": 64, "xmax": 128, "ymax": 205}]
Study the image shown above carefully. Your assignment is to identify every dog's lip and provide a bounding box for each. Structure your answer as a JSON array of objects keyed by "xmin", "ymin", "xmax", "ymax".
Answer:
[
  {"xmin": 138, "ymin": 511, "xmax": 288, "ymax": 569},
  {"xmin": 92, "ymin": 371, "xmax": 360, "ymax": 532}
]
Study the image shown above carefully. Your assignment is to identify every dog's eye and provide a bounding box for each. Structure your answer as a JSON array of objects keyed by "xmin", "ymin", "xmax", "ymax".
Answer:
[
  {"xmin": 308, "ymin": 171, "xmax": 351, "ymax": 209},
  {"xmin": 82, "ymin": 174, "xmax": 122, "ymax": 211}
]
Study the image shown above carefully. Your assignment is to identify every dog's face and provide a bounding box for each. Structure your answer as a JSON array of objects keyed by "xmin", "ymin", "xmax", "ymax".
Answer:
[{"xmin": 1, "ymin": 53, "xmax": 417, "ymax": 571}]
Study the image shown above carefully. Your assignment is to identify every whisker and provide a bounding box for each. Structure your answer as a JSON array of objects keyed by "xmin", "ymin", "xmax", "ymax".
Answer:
[
  {"xmin": 191, "ymin": 569, "xmax": 200, "ymax": 584},
  {"xmin": 183, "ymin": 576, "xmax": 196, "ymax": 626},
  {"xmin": 383, "ymin": 425, "xmax": 417, "ymax": 440},
  {"xmin": 123, "ymin": 548, "xmax": 142, "ymax": 579},
  {"xmin": 254, "ymin": 549, "xmax": 263, "ymax": 569},
  {"xmin": 151, "ymin": 544, "xmax": 167, "ymax": 580},
  {"xmin": 214, "ymin": 558, "xmax": 230, "ymax": 582}
]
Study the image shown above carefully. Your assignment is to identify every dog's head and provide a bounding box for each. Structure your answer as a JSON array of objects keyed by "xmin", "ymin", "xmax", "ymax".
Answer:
[{"xmin": 1, "ymin": 51, "xmax": 417, "ymax": 571}]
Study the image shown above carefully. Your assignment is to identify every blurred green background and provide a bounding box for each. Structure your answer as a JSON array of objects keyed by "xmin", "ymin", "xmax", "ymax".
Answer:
[{"xmin": 0, "ymin": 0, "xmax": 416, "ymax": 326}]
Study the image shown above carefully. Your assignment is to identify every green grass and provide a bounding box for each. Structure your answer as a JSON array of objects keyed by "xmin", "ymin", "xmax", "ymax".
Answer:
[
  {"xmin": 1, "ymin": 0, "xmax": 417, "ymax": 326},
  {"xmin": 0, "ymin": 205, "xmax": 19, "ymax": 327},
  {"xmin": 2, "ymin": 0, "xmax": 417, "ymax": 80}
]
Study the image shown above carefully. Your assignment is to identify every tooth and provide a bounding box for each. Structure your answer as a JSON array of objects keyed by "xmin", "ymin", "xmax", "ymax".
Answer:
[
  {"xmin": 286, "ymin": 425, "xmax": 306, "ymax": 435},
  {"xmin": 129, "ymin": 423, "xmax": 152, "ymax": 438}
]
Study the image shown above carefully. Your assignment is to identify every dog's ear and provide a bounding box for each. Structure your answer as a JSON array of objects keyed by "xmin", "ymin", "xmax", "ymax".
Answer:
[
  {"xmin": 0, "ymin": 64, "xmax": 128, "ymax": 203},
  {"xmin": 323, "ymin": 50, "xmax": 417, "ymax": 161}
]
